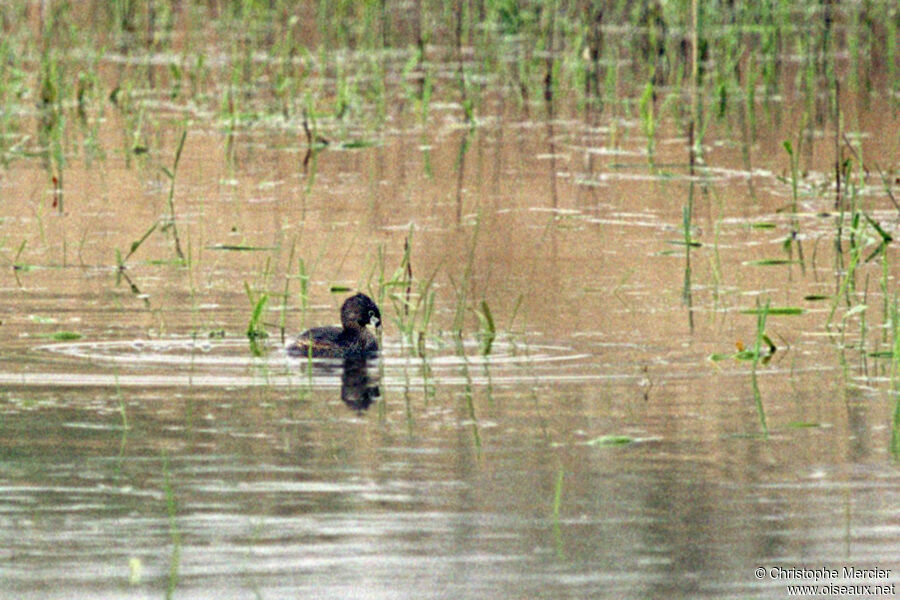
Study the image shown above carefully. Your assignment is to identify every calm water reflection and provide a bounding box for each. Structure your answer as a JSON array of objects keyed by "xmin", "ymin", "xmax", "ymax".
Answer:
[{"xmin": 1, "ymin": 348, "xmax": 899, "ymax": 598}]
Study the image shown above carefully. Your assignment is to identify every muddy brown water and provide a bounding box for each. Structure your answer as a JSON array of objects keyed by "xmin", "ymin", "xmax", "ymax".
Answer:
[{"xmin": 1, "ymin": 42, "xmax": 900, "ymax": 600}]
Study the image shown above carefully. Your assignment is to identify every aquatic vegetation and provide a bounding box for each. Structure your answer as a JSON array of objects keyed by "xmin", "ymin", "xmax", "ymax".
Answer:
[
  {"xmin": 638, "ymin": 82, "xmax": 656, "ymax": 159},
  {"xmin": 474, "ymin": 299, "xmax": 496, "ymax": 356},
  {"xmin": 245, "ymin": 282, "xmax": 269, "ymax": 357},
  {"xmin": 372, "ymin": 231, "xmax": 439, "ymax": 357},
  {"xmin": 750, "ymin": 299, "xmax": 772, "ymax": 437},
  {"xmin": 277, "ymin": 238, "xmax": 297, "ymax": 344},
  {"xmin": 552, "ymin": 466, "xmax": 564, "ymax": 519},
  {"xmin": 708, "ymin": 298, "xmax": 777, "ymax": 436},
  {"xmin": 3, "ymin": 2, "xmax": 892, "ymax": 156},
  {"xmin": 781, "ymin": 139, "xmax": 806, "ymax": 271},
  {"xmin": 681, "ymin": 197, "xmax": 697, "ymax": 332},
  {"xmin": 116, "ymin": 222, "xmax": 158, "ymax": 270},
  {"xmin": 11, "ymin": 239, "xmax": 29, "ymax": 271},
  {"xmin": 451, "ymin": 214, "xmax": 480, "ymax": 337},
  {"xmin": 161, "ymin": 130, "xmax": 187, "ymax": 262},
  {"xmin": 114, "ymin": 130, "xmax": 188, "ymax": 273}
]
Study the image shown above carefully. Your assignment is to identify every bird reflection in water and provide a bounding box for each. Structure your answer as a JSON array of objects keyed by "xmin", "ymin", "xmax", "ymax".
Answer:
[
  {"xmin": 340, "ymin": 357, "xmax": 380, "ymax": 411},
  {"xmin": 287, "ymin": 353, "xmax": 380, "ymax": 412}
]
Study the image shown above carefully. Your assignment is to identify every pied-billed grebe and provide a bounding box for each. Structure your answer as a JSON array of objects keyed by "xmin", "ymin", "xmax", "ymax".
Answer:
[{"xmin": 286, "ymin": 293, "xmax": 381, "ymax": 358}]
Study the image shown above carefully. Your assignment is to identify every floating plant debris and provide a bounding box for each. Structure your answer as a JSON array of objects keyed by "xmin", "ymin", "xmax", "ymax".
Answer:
[
  {"xmin": 739, "ymin": 307, "xmax": 804, "ymax": 316},
  {"xmin": 743, "ymin": 259, "xmax": 801, "ymax": 266},
  {"xmin": 207, "ymin": 244, "xmax": 277, "ymax": 251},
  {"xmin": 50, "ymin": 331, "xmax": 83, "ymax": 341},
  {"xmin": 584, "ymin": 435, "xmax": 634, "ymax": 447}
]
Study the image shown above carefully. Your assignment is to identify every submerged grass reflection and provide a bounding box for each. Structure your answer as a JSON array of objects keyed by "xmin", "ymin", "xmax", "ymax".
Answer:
[
  {"xmin": 162, "ymin": 454, "xmax": 181, "ymax": 600},
  {"xmin": 750, "ymin": 299, "xmax": 772, "ymax": 438},
  {"xmin": 890, "ymin": 297, "xmax": 900, "ymax": 458}
]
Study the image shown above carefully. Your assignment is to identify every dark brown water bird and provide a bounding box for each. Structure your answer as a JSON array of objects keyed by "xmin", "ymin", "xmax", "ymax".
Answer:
[{"xmin": 286, "ymin": 293, "xmax": 381, "ymax": 358}]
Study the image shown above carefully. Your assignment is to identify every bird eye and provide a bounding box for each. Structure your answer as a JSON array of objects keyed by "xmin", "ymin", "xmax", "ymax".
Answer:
[{"xmin": 368, "ymin": 310, "xmax": 374, "ymax": 317}]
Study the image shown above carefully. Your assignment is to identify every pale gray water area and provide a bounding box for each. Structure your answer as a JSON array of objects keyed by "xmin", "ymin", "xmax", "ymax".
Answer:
[{"xmin": 2, "ymin": 297, "xmax": 900, "ymax": 598}]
